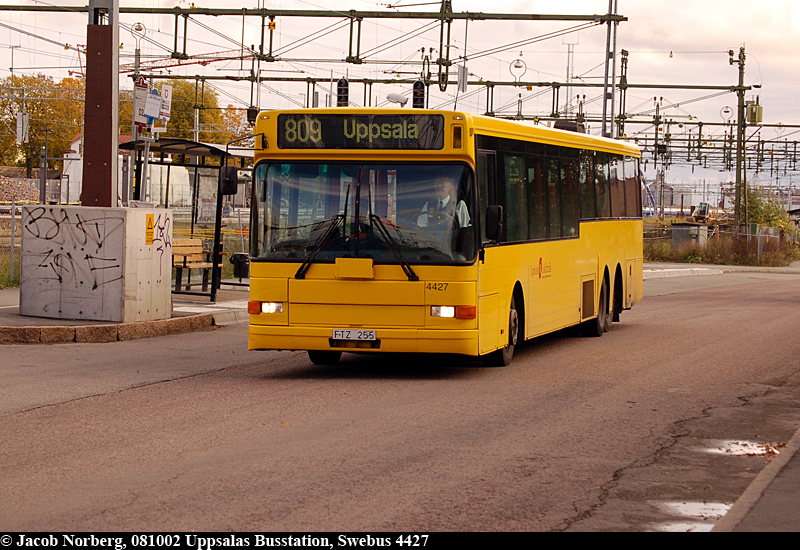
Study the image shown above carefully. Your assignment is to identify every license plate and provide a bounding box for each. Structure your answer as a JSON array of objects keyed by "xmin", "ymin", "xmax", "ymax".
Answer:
[{"xmin": 332, "ymin": 329, "xmax": 377, "ymax": 341}]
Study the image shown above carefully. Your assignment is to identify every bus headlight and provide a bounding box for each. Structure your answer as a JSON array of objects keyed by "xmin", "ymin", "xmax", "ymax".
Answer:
[
  {"xmin": 249, "ymin": 301, "xmax": 283, "ymax": 314},
  {"xmin": 430, "ymin": 305, "xmax": 476, "ymax": 319},
  {"xmin": 262, "ymin": 302, "xmax": 284, "ymax": 314},
  {"xmin": 431, "ymin": 306, "xmax": 455, "ymax": 318}
]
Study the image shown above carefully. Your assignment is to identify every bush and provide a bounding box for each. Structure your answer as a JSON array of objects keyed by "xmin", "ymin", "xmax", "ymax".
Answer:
[{"xmin": 644, "ymin": 231, "xmax": 800, "ymax": 266}]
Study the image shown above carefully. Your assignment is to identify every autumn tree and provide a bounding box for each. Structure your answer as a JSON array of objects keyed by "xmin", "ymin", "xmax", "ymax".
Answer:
[
  {"xmin": 218, "ymin": 104, "xmax": 253, "ymax": 145},
  {"xmin": 0, "ymin": 74, "xmax": 84, "ymax": 172}
]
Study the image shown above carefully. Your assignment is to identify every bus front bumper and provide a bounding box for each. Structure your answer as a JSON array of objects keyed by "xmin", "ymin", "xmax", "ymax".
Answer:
[{"xmin": 248, "ymin": 325, "xmax": 479, "ymax": 356}]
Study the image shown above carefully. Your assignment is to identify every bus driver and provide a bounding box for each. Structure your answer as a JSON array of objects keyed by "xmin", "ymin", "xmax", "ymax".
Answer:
[{"xmin": 416, "ymin": 177, "xmax": 470, "ymax": 228}]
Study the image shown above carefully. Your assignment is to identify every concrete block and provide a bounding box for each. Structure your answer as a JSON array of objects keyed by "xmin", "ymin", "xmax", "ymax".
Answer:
[
  {"xmin": 189, "ymin": 314, "xmax": 214, "ymax": 330},
  {"xmin": 158, "ymin": 316, "xmax": 192, "ymax": 336},
  {"xmin": 19, "ymin": 205, "xmax": 172, "ymax": 323},
  {"xmin": 117, "ymin": 322, "xmax": 146, "ymax": 341},
  {"xmin": 0, "ymin": 327, "xmax": 41, "ymax": 344},
  {"xmin": 75, "ymin": 325, "xmax": 118, "ymax": 343},
  {"xmin": 40, "ymin": 326, "xmax": 76, "ymax": 344}
]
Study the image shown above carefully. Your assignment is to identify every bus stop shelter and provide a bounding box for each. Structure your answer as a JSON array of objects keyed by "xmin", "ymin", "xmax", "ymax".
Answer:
[{"xmin": 119, "ymin": 138, "xmax": 252, "ymax": 302}]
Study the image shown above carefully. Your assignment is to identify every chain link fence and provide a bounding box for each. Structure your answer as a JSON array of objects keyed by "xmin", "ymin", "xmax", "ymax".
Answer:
[
  {"xmin": 1, "ymin": 178, "xmax": 40, "ymax": 289},
  {"xmin": 645, "ymin": 222, "xmax": 800, "ymax": 266}
]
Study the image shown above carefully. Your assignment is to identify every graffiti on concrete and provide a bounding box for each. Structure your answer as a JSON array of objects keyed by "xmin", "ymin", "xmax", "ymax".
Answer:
[
  {"xmin": 151, "ymin": 212, "xmax": 172, "ymax": 272},
  {"xmin": 23, "ymin": 207, "xmax": 124, "ymax": 291}
]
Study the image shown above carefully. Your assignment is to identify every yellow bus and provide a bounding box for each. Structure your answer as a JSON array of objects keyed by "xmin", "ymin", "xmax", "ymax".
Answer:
[{"xmin": 247, "ymin": 108, "xmax": 642, "ymax": 366}]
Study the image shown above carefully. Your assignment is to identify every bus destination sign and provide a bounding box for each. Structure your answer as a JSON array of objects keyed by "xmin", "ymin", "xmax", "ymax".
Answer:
[{"xmin": 277, "ymin": 114, "xmax": 445, "ymax": 150}]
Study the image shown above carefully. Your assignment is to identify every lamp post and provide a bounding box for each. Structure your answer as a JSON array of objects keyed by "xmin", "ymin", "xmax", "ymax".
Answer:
[
  {"xmin": 130, "ymin": 22, "xmax": 146, "ymax": 139},
  {"xmin": 509, "ymin": 58, "xmax": 527, "ymax": 120},
  {"xmin": 509, "ymin": 58, "xmax": 527, "ymax": 83},
  {"xmin": 730, "ymin": 47, "xmax": 747, "ymax": 228},
  {"xmin": 127, "ymin": 22, "xmax": 146, "ymax": 205}
]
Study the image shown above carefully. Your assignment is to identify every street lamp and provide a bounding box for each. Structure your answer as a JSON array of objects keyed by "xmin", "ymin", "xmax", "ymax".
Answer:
[
  {"xmin": 509, "ymin": 58, "xmax": 527, "ymax": 83},
  {"xmin": 386, "ymin": 93, "xmax": 408, "ymax": 107}
]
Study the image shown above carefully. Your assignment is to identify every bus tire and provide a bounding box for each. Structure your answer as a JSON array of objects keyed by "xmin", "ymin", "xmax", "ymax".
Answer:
[
  {"xmin": 485, "ymin": 295, "xmax": 519, "ymax": 367},
  {"xmin": 583, "ymin": 278, "xmax": 609, "ymax": 337},
  {"xmin": 612, "ymin": 268, "xmax": 623, "ymax": 323},
  {"xmin": 307, "ymin": 350, "xmax": 342, "ymax": 365},
  {"xmin": 605, "ymin": 273, "xmax": 616, "ymax": 331}
]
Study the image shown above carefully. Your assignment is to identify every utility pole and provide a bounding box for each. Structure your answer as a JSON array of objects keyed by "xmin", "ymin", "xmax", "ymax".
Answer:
[
  {"xmin": 127, "ymin": 21, "xmax": 146, "ymax": 206},
  {"xmin": 731, "ymin": 47, "xmax": 747, "ymax": 228},
  {"xmin": 82, "ymin": 0, "xmax": 119, "ymax": 207},
  {"xmin": 601, "ymin": 0, "xmax": 618, "ymax": 138}
]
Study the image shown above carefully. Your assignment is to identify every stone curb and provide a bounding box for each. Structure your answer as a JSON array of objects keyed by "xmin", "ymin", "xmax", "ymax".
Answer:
[
  {"xmin": 644, "ymin": 266, "xmax": 800, "ymax": 280},
  {"xmin": 713, "ymin": 424, "xmax": 800, "ymax": 531},
  {"xmin": 643, "ymin": 268, "xmax": 723, "ymax": 280},
  {"xmin": 0, "ymin": 312, "xmax": 243, "ymax": 345}
]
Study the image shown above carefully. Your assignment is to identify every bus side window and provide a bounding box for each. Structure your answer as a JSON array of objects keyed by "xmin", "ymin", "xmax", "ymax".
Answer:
[
  {"xmin": 579, "ymin": 151, "xmax": 596, "ymax": 219},
  {"xmin": 561, "ymin": 158, "xmax": 579, "ymax": 237},
  {"xmin": 609, "ymin": 155, "xmax": 625, "ymax": 217},
  {"xmin": 504, "ymin": 154, "xmax": 528, "ymax": 242},
  {"xmin": 527, "ymin": 156, "xmax": 547, "ymax": 240},
  {"xmin": 546, "ymin": 158, "xmax": 561, "ymax": 239},
  {"xmin": 595, "ymin": 153, "xmax": 611, "ymax": 218},
  {"xmin": 477, "ymin": 151, "xmax": 495, "ymax": 244},
  {"xmin": 623, "ymin": 157, "xmax": 640, "ymax": 217}
]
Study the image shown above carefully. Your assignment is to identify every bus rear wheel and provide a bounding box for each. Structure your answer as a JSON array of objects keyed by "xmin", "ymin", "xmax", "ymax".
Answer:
[
  {"xmin": 307, "ymin": 350, "xmax": 342, "ymax": 365},
  {"xmin": 583, "ymin": 278, "xmax": 609, "ymax": 337},
  {"xmin": 485, "ymin": 296, "xmax": 519, "ymax": 367}
]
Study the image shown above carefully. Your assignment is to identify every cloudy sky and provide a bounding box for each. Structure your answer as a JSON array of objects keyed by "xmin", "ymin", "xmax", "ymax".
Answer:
[{"xmin": 2, "ymin": 0, "xmax": 799, "ymax": 189}]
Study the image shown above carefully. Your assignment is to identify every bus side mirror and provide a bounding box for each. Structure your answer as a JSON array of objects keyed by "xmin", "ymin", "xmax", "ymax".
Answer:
[
  {"xmin": 485, "ymin": 205, "xmax": 503, "ymax": 242},
  {"xmin": 220, "ymin": 165, "xmax": 239, "ymax": 195}
]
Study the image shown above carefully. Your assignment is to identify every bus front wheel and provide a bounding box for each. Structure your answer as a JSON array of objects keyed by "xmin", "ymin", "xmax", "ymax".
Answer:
[{"xmin": 485, "ymin": 296, "xmax": 519, "ymax": 367}]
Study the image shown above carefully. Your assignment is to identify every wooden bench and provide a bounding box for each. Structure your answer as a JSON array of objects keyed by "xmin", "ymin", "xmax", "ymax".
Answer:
[{"xmin": 172, "ymin": 238, "xmax": 223, "ymax": 292}]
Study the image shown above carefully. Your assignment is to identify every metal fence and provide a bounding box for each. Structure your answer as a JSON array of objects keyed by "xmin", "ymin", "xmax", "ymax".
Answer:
[
  {"xmin": 172, "ymin": 206, "xmax": 250, "ymax": 283},
  {"xmin": 1, "ymin": 177, "xmax": 56, "ymax": 289},
  {"xmin": 645, "ymin": 223, "xmax": 799, "ymax": 265},
  {"xmin": 0, "ymin": 203, "xmax": 24, "ymax": 290}
]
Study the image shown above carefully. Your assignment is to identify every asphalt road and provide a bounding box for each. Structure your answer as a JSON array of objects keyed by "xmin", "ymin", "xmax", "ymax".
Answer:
[{"xmin": 2, "ymin": 271, "xmax": 800, "ymax": 531}]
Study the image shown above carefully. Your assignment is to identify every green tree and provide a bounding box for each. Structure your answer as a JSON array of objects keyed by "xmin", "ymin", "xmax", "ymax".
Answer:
[
  {"xmin": 0, "ymin": 74, "xmax": 84, "ymax": 170},
  {"xmin": 747, "ymin": 184, "xmax": 791, "ymax": 231},
  {"xmin": 119, "ymin": 79, "xmax": 227, "ymax": 144}
]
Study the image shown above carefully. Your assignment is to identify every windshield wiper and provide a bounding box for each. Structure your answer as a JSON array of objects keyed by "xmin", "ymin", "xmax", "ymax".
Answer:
[
  {"xmin": 369, "ymin": 214, "xmax": 419, "ymax": 281},
  {"xmin": 295, "ymin": 186, "xmax": 350, "ymax": 280},
  {"xmin": 294, "ymin": 214, "xmax": 344, "ymax": 279},
  {"xmin": 365, "ymin": 177, "xmax": 418, "ymax": 282}
]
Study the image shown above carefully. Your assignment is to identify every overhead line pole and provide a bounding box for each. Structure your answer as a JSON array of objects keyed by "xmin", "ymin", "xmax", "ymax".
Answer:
[{"xmin": 732, "ymin": 47, "xmax": 748, "ymax": 228}]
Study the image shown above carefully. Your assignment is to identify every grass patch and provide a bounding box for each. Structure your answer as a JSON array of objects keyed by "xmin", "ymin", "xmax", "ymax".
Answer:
[{"xmin": 0, "ymin": 247, "xmax": 21, "ymax": 289}]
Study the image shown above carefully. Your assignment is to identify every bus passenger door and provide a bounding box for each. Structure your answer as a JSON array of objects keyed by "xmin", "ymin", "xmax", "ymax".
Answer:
[{"xmin": 477, "ymin": 151, "xmax": 501, "ymax": 354}]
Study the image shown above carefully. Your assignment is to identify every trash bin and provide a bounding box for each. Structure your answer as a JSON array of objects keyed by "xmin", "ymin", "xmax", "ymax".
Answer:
[{"xmin": 230, "ymin": 252, "xmax": 250, "ymax": 279}]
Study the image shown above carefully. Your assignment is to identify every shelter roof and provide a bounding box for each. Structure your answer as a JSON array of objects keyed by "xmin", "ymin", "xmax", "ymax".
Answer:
[{"xmin": 119, "ymin": 138, "xmax": 253, "ymax": 159}]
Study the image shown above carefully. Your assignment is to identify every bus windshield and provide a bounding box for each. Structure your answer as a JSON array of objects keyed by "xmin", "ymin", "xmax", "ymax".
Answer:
[{"xmin": 251, "ymin": 162, "xmax": 476, "ymax": 264}]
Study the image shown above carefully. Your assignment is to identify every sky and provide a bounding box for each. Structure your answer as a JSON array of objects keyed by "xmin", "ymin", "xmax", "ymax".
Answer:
[{"xmin": 2, "ymin": 0, "xmax": 799, "ymax": 194}]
